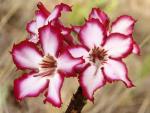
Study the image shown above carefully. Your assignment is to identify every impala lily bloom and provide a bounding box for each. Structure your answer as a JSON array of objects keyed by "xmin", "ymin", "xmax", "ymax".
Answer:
[
  {"xmin": 72, "ymin": 8, "xmax": 140, "ymax": 55},
  {"xmin": 11, "ymin": 23, "xmax": 84, "ymax": 107},
  {"xmin": 11, "ymin": 2, "xmax": 140, "ymax": 111},
  {"xmin": 69, "ymin": 19, "xmax": 135, "ymax": 101},
  {"xmin": 26, "ymin": 2, "xmax": 72, "ymax": 43}
]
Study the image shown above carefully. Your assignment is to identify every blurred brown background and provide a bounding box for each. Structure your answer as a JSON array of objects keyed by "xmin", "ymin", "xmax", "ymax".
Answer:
[{"xmin": 0, "ymin": 0, "xmax": 150, "ymax": 113}]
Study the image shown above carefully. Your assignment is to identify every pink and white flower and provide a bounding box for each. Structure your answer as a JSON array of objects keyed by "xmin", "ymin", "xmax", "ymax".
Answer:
[
  {"xmin": 26, "ymin": 2, "xmax": 72, "ymax": 43},
  {"xmin": 72, "ymin": 8, "xmax": 140, "ymax": 55},
  {"xmin": 11, "ymin": 2, "xmax": 140, "ymax": 107},
  {"xmin": 69, "ymin": 19, "xmax": 135, "ymax": 101},
  {"xmin": 11, "ymin": 23, "xmax": 84, "ymax": 107}
]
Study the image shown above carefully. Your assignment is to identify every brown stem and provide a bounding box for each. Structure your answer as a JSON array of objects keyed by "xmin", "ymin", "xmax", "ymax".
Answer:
[{"xmin": 65, "ymin": 87, "xmax": 87, "ymax": 113}]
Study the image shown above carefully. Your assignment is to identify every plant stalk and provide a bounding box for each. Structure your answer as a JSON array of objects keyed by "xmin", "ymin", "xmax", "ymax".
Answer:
[{"xmin": 65, "ymin": 87, "xmax": 87, "ymax": 113}]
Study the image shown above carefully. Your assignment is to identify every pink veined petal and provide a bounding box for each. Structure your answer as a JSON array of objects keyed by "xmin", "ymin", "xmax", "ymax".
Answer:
[
  {"xmin": 36, "ymin": 10, "xmax": 47, "ymax": 29},
  {"xmin": 11, "ymin": 40, "xmax": 43, "ymax": 70},
  {"xmin": 79, "ymin": 19, "xmax": 106, "ymax": 49},
  {"xmin": 132, "ymin": 42, "xmax": 140, "ymax": 55},
  {"xmin": 75, "ymin": 63, "xmax": 88, "ymax": 72},
  {"xmin": 44, "ymin": 73, "xmax": 64, "ymax": 108},
  {"xmin": 68, "ymin": 46, "xmax": 89, "ymax": 71},
  {"xmin": 61, "ymin": 27, "xmax": 71, "ymax": 35},
  {"xmin": 79, "ymin": 65, "xmax": 105, "ymax": 101},
  {"xmin": 26, "ymin": 11, "xmax": 47, "ymax": 43},
  {"xmin": 57, "ymin": 51, "xmax": 84, "ymax": 77},
  {"xmin": 57, "ymin": 3, "xmax": 72, "ymax": 11},
  {"xmin": 63, "ymin": 34, "xmax": 75, "ymax": 46},
  {"xmin": 89, "ymin": 8, "xmax": 109, "ymax": 28},
  {"xmin": 26, "ymin": 2, "xmax": 50, "ymax": 43},
  {"xmin": 51, "ymin": 20, "xmax": 74, "ymax": 45},
  {"xmin": 26, "ymin": 20, "xmax": 37, "ymax": 35},
  {"xmin": 28, "ymin": 34, "xmax": 39, "ymax": 43},
  {"xmin": 52, "ymin": 20, "xmax": 71, "ymax": 34},
  {"xmin": 37, "ymin": 2, "xmax": 50, "ymax": 17},
  {"xmin": 14, "ymin": 72, "xmax": 48, "ymax": 100},
  {"xmin": 39, "ymin": 23, "xmax": 62, "ymax": 56},
  {"xmin": 45, "ymin": 3, "xmax": 71, "ymax": 24},
  {"xmin": 68, "ymin": 46, "xmax": 89, "ymax": 58},
  {"xmin": 61, "ymin": 25, "xmax": 71, "ymax": 36},
  {"xmin": 103, "ymin": 33, "xmax": 133, "ymax": 59},
  {"xmin": 111, "ymin": 15, "xmax": 136, "ymax": 35},
  {"xmin": 72, "ymin": 25, "xmax": 81, "ymax": 34},
  {"xmin": 103, "ymin": 58, "xmax": 134, "ymax": 88}
]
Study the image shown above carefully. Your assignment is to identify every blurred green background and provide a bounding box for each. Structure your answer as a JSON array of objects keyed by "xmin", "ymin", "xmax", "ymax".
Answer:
[{"xmin": 0, "ymin": 0, "xmax": 150, "ymax": 113}]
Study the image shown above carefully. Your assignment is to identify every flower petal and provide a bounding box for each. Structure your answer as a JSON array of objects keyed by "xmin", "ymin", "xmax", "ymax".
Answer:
[
  {"xmin": 44, "ymin": 73, "xmax": 64, "ymax": 107},
  {"xmin": 104, "ymin": 33, "xmax": 133, "ymax": 59},
  {"xmin": 50, "ymin": 19, "xmax": 71, "ymax": 35},
  {"xmin": 39, "ymin": 23, "xmax": 62, "ymax": 56},
  {"xmin": 68, "ymin": 45, "xmax": 89, "ymax": 58},
  {"xmin": 89, "ymin": 8, "xmax": 109, "ymax": 27},
  {"xmin": 68, "ymin": 46, "xmax": 89, "ymax": 71},
  {"xmin": 26, "ymin": 20, "xmax": 37, "ymax": 35},
  {"xmin": 35, "ymin": 10, "xmax": 47, "ymax": 29},
  {"xmin": 11, "ymin": 40, "xmax": 43, "ymax": 70},
  {"xmin": 37, "ymin": 2, "xmax": 50, "ymax": 17},
  {"xmin": 26, "ymin": 2, "xmax": 50, "ymax": 43},
  {"xmin": 57, "ymin": 51, "xmax": 84, "ymax": 77},
  {"xmin": 79, "ymin": 65, "xmax": 105, "ymax": 101},
  {"xmin": 132, "ymin": 42, "xmax": 140, "ymax": 55},
  {"xmin": 79, "ymin": 19, "xmax": 106, "ymax": 49},
  {"xmin": 111, "ymin": 15, "xmax": 136, "ymax": 35},
  {"xmin": 26, "ymin": 10, "xmax": 48, "ymax": 43},
  {"xmin": 51, "ymin": 20, "xmax": 74, "ymax": 45},
  {"xmin": 61, "ymin": 27, "xmax": 71, "ymax": 36},
  {"xmin": 72, "ymin": 25, "xmax": 81, "ymax": 34},
  {"xmin": 28, "ymin": 34, "xmax": 39, "ymax": 43},
  {"xmin": 14, "ymin": 72, "xmax": 48, "ymax": 100},
  {"xmin": 103, "ymin": 58, "xmax": 134, "ymax": 88},
  {"xmin": 45, "ymin": 3, "xmax": 71, "ymax": 24}
]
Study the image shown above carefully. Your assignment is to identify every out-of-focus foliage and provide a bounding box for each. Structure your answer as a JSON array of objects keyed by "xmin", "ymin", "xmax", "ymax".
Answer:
[
  {"xmin": 140, "ymin": 55, "xmax": 150, "ymax": 77},
  {"xmin": 0, "ymin": 85, "xmax": 8, "ymax": 110}
]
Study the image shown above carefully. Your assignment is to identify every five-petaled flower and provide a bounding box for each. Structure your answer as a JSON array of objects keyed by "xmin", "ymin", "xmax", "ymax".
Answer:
[
  {"xmin": 11, "ymin": 2, "xmax": 140, "ymax": 107},
  {"xmin": 11, "ymin": 23, "xmax": 83, "ymax": 107},
  {"xmin": 69, "ymin": 8, "xmax": 140, "ymax": 101}
]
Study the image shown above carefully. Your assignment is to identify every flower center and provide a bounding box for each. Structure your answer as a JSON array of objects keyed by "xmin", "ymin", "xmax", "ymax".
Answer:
[
  {"xmin": 38, "ymin": 54, "xmax": 57, "ymax": 76},
  {"xmin": 89, "ymin": 46, "xmax": 108, "ymax": 66},
  {"xmin": 88, "ymin": 46, "xmax": 108, "ymax": 75}
]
